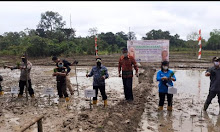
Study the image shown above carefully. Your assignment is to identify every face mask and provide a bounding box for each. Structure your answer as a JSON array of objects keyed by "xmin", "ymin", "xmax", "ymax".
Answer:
[
  {"xmin": 97, "ymin": 62, "xmax": 101, "ymax": 67},
  {"xmin": 58, "ymin": 64, "xmax": 63, "ymax": 68},
  {"xmin": 214, "ymin": 62, "xmax": 219, "ymax": 66},
  {"xmin": 163, "ymin": 66, "xmax": 168, "ymax": 70},
  {"xmin": 22, "ymin": 58, "xmax": 26, "ymax": 63},
  {"xmin": 123, "ymin": 53, "xmax": 128, "ymax": 57}
]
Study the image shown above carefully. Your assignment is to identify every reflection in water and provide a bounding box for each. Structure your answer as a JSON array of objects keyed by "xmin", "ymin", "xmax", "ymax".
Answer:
[
  {"xmin": 139, "ymin": 69, "xmax": 220, "ymax": 132},
  {"xmin": 203, "ymin": 111, "xmax": 220, "ymax": 132},
  {"xmin": 157, "ymin": 111, "xmax": 175, "ymax": 132}
]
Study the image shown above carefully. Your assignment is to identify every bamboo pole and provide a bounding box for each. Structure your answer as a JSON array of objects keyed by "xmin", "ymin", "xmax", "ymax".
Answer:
[{"xmin": 20, "ymin": 115, "xmax": 44, "ymax": 132}]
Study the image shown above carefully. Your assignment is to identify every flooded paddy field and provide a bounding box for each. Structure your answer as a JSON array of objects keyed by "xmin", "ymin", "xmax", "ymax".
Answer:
[
  {"xmin": 0, "ymin": 54, "xmax": 219, "ymax": 132},
  {"xmin": 138, "ymin": 69, "xmax": 220, "ymax": 132}
]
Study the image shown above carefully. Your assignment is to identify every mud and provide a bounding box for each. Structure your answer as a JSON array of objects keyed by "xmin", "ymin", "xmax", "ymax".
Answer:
[
  {"xmin": 0, "ymin": 53, "xmax": 219, "ymax": 132},
  {"xmin": 0, "ymin": 65, "xmax": 142, "ymax": 132},
  {"xmin": 138, "ymin": 69, "xmax": 220, "ymax": 132}
]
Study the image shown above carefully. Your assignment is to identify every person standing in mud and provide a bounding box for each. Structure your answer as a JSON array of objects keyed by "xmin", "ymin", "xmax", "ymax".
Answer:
[
  {"xmin": 118, "ymin": 48, "xmax": 138, "ymax": 101},
  {"xmin": 0, "ymin": 75, "xmax": 3, "ymax": 95},
  {"xmin": 53, "ymin": 62, "xmax": 69, "ymax": 102},
  {"xmin": 203, "ymin": 57, "xmax": 220, "ymax": 111},
  {"xmin": 4, "ymin": 56, "xmax": 35, "ymax": 98},
  {"xmin": 86, "ymin": 58, "xmax": 109, "ymax": 107},
  {"xmin": 156, "ymin": 61, "xmax": 176, "ymax": 111},
  {"xmin": 52, "ymin": 56, "xmax": 78, "ymax": 95}
]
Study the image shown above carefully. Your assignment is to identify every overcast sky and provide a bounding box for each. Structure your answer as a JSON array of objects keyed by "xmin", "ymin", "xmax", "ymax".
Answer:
[{"xmin": 0, "ymin": 1, "xmax": 220, "ymax": 41}]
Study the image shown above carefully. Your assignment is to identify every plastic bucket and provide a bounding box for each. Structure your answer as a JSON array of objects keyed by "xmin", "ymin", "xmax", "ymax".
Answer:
[{"xmin": 168, "ymin": 86, "xmax": 177, "ymax": 94}]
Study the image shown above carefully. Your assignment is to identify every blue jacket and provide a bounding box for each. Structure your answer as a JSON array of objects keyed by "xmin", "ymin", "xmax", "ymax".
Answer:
[
  {"xmin": 156, "ymin": 69, "xmax": 176, "ymax": 93},
  {"xmin": 88, "ymin": 65, "xmax": 109, "ymax": 86}
]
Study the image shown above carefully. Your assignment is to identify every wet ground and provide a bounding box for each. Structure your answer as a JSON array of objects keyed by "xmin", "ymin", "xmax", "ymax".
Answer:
[
  {"xmin": 138, "ymin": 69, "xmax": 220, "ymax": 132},
  {"xmin": 0, "ymin": 66, "xmax": 140, "ymax": 132},
  {"xmin": 0, "ymin": 53, "xmax": 220, "ymax": 132}
]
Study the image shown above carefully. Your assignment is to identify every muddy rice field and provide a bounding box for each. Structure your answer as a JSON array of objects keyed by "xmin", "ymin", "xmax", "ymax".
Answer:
[{"xmin": 0, "ymin": 53, "xmax": 219, "ymax": 132}]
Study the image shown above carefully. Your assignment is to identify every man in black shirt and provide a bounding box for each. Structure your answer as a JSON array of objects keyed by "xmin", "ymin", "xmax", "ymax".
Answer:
[
  {"xmin": 52, "ymin": 56, "xmax": 78, "ymax": 95},
  {"xmin": 204, "ymin": 57, "xmax": 220, "ymax": 111}
]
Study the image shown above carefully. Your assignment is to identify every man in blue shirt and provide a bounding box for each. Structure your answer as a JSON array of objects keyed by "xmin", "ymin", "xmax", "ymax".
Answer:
[
  {"xmin": 156, "ymin": 61, "xmax": 176, "ymax": 111},
  {"xmin": 86, "ymin": 58, "xmax": 109, "ymax": 107}
]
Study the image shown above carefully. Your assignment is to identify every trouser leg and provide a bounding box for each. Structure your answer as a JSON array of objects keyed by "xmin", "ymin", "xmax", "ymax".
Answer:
[
  {"xmin": 99, "ymin": 86, "xmax": 107, "ymax": 100},
  {"xmin": 19, "ymin": 80, "xmax": 25, "ymax": 95},
  {"xmin": 167, "ymin": 94, "xmax": 173, "ymax": 106},
  {"xmin": 93, "ymin": 86, "xmax": 98, "ymax": 101},
  {"xmin": 204, "ymin": 91, "xmax": 216, "ymax": 111},
  {"xmin": 126, "ymin": 78, "xmax": 133, "ymax": 100},
  {"xmin": 217, "ymin": 92, "xmax": 220, "ymax": 105},
  {"xmin": 61, "ymin": 81, "xmax": 68, "ymax": 98},
  {"xmin": 159, "ymin": 92, "xmax": 166, "ymax": 106},
  {"xmin": 66, "ymin": 75, "xmax": 73, "ymax": 94},
  {"xmin": 57, "ymin": 81, "xmax": 63, "ymax": 98},
  {"xmin": 123, "ymin": 78, "xmax": 128, "ymax": 100},
  {"xmin": 27, "ymin": 80, "xmax": 34, "ymax": 96},
  {"xmin": 205, "ymin": 91, "xmax": 216, "ymax": 105}
]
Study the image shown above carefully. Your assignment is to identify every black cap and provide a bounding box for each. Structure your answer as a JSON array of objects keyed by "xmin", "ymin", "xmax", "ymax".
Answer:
[
  {"xmin": 52, "ymin": 56, "xmax": 58, "ymax": 61},
  {"xmin": 122, "ymin": 47, "xmax": 128, "ymax": 51},
  {"xmin": 96, "ymin": 57, "xmax": 101, "ymax": 60},
  {"xmin": 213, "ymin": 56, "xmax": 220, "ymax": 62},
  {"xmin": 162, "ymin": 61, "xmax": 169, "ymax": 65}
]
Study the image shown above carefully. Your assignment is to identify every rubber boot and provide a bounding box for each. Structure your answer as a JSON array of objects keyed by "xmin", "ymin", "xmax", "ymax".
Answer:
[
  {"xmin": 93, "ymin": 100, "xmax": 97, "ymax": 105},
  {"xmin": 104, "ymin": 100, "xmax": 107, "ymax": 107},
  {"xmin": 31, "ymin": 94, "xmax": 35, "ymax": 98},
  {"xmin": 203, "ymin": 103, "xmax": 209, "ymax": 111},
  {"xmin": 65, "ymin": 97, "xmax": 70, "ymax": 102},
  {"xmin": 167, "ymin": 106, "xmax": 173, "ymax": 111},
  {"xmin": 0, "ymin": 91, "xmax": 4, "ymax": 95},
  {"xmin": 18, "ymin": 94, "xmax": 23, "ymax": 98},
  {"xmin": 158, "ymin": 106, "xmax": 163, "ymax": 111}
]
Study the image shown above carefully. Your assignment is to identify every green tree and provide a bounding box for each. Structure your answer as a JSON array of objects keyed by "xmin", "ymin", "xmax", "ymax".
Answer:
[
  {"xmin": 127, "ymin": 31, "xmax": 136, "ymax": 40},
  {"xmin": 37, "ymin": 11, "xmax": 66, "ymax": 32},
  {"xmin": 206, "ymin": 29, "xmax": 220, "ymax": 50},
  {"xmin": 26, "ymin": 36, "xmax": 49, "ymax": 57}
]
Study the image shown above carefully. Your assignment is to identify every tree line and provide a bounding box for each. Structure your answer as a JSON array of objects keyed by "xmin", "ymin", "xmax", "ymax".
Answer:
[{"xmin": 0, "ymin": 11, "xmax": 219, "ymax": 57}]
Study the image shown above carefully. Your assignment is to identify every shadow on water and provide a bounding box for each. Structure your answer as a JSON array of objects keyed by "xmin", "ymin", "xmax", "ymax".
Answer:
[{"xmin": 139, "ymin": 69, "xmax": 220, "ymax": 132}]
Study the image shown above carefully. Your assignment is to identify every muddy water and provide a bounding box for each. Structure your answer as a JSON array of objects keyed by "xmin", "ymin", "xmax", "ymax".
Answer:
[{"xmin": 139, "ymin": 69, "xmax": 220, "ymax": 132}]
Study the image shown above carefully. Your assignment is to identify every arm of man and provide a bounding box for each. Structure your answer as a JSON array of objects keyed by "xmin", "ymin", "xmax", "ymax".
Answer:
[
  {"xmin": 131, "ymin": 57, "xmax": 138, "ymax": 76},
  {"xmin": 71, "ymin": 60, "xmax": 78, "ymax": 66},
  {"xmin": 57, "ymin": 72, "xmax": 67, "ymax": 76},
  {"xmin": 118, "ymin": 57, "xmax": 122, "ymax": 77},
  {"xmin": 63, "ymin": 60, "xmax": 71, "ymax": 75},
  {"xmin": 5, "ymin": 65, "xmax": 19, "ymax": 70},
  {"xmin": 103, "ymin": 67, "xmax": 109, "ymax": 79},
  {"xmin": 205, "ymin": 68, "xmax": 212, "ymax": 76},
  {"xmin": 87, "ymin": 67, "xmax": 94, "ymax": 77}
]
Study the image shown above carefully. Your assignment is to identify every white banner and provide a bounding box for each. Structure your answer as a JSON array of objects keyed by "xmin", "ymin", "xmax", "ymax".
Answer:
[
  {"xmin": 127, "ymin": 40, "xmax": 169, "ymax": 62},
  {"xmin": 84, "ymin": 89, "xmax": 96, "ymax": 98}
]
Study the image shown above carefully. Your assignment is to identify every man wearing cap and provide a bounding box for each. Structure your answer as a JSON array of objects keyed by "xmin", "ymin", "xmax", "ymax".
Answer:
[
  {"xmin": 52, "ymin": 56, "xmax": 78, "ymax": 95},
  {"xmin": 204, "ymin": 56, "xmax": 220, "ymax": 111},
  {"xmin": 118, "ymin": 47, "xmax": 138, "ymax": 101},
  {"xmin": 86, "ymin": 58, "xmax": 109, "ymax": 107},
  {"xmin": 5, "ymin": 56, "xmax": 35, "ymax": 98}
]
